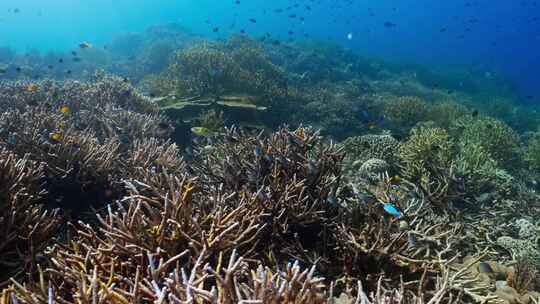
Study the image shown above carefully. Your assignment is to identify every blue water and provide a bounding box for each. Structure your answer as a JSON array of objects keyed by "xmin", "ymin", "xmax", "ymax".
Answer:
[{"xmin": 1, "ymin": 0, "xmax": 538, "ymax": 98}]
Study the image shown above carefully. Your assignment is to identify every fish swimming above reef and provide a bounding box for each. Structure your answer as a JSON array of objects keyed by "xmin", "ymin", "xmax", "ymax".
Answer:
[
  {"xmin": 79, "ymin": 42, "xmax": 92, "ymax": 49},
  {"xmin": 59, "ymin": 105, "xmax": 70, "ymax": 114},
  {"xmin": 26, "ymin": 83, "xmax": 39, "ymax": 92},
  {"xmin": 383, "ymin": 203, "xmax": 402, "ymax": 218},
  {"xmin": 191, "ymin": 126, "xmax": 216, "ymax": 137}
]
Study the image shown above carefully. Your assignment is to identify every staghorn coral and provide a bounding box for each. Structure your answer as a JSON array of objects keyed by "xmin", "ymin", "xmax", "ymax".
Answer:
[
  {"xmin": 0, "ymin": 126, "xmax": 481, "ymax": 303},
  {"xmin": 0, "ymin": 150, "xmax": 60, "ymax": 286},
  {"xmin": 525, "ymin": 130, "xmax": 540, "ymax": 171},
  {"xmin": 383, "ymin": 95, "xmax": 430, "ymax": 128},
  {"xmin": 427, "ymin": 101, "xmax": 470, "ymax": 130},
  {"xmin": 398, "ymin": 125, "xmax": 463, "ymax": 207},
  {"xmin": 497, "ymin": 219, "xmax": 540, "ymax": 268},
  {"xmin": 456, "ymin": 116, "xmax": 521, "ymax": 171},
  {"xmin": 453, "ymin": 140, "xmax": 515, "ymax": 198},
  {"xmin": 0, "ymin": 77, "xmax": 174, "ymax": 218}
]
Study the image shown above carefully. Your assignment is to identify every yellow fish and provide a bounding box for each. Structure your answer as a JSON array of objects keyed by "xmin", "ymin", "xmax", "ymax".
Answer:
[
  {"xmin": 49, "ymin": 131, "xmax": 61, "ymax": 142},
  {"xmin": 26, "ymin": 83, "xmax": 39, "ymax": 93},
  {"xmin": 190, "ymin": 126, "xmax": 215, "ymax": 138},
  {"xmin": 59, "ymin": 105, "xmax": 70, "ymax": 114}
]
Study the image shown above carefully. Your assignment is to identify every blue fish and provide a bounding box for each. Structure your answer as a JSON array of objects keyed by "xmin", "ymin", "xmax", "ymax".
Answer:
[{"xmin": 383, "ymin": 203, "xmax": 402, "ymax": 218}]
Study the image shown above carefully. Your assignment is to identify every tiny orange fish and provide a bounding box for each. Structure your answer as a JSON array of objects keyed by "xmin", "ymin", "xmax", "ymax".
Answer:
[
  {"xmin": 59, "ymin": 105, "xmax": 70, "ymax": 114},
  {"xmin": 49, "ymin": 131, "xmax": 61, "ymax": 142},
  {"xmin": 26, "ymin": 83, "xmax": 39, "ymax": 93}
]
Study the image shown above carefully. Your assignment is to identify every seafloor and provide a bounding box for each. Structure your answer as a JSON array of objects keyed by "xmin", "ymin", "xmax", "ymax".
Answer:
[{"xmin": 1, "ymin": 24, "xmax": 540, "ymax": 303}]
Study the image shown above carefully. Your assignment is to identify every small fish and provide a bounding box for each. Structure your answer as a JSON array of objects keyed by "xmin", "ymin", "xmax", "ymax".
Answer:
[
  {"xmin": 357, "ymin": 192, "xmax": 369, "ymax": 204},
  {"xmin": 471, "ymin": 109, "xmax": 479, "ymax": 117},
  {"xmin": 249, "ymin": 18, "xmax": 257, "ymax": 23},
  {"xmin": 59, "ymin": 105, "xmax": 70, "ymax": 114},
  {"xmin": 15, "ymin": 66, "xmax": 21, "ymax": 72},
  {"xmin": 212, "ymin": 27, "xmax": 219, "ymax": 32},
  {"xmin": 72, "ymin": 57, "xmax": 81, "ymax": 62},
  {"xmin": 79, "ymin": 42, "xmax": 92, "ymax": 49},
  {"xmin": 7, "ymin": 132, "xmax": 17, "ymax": 145},
  {"xmin": 307, "ymin": 160, "xmax": 317, "ymax": 176},
  {"xmin": 66, "ymin": 70, "xmax": 72, "ymax": 75},
  {"xmin": 58, "ymin": 58, "xmax": 63, "ymax": 63},
  {"xmin": 384, "ymin": 21, "xmax": 397, "ymax": 27},
  {"xmin": 184, "ymin": 146, "xmax": 194, "ymax": 157},
  {"xmin": 191, "ymin": 126, "xmax": 215, "ymax": 138},
  {"xmin": 26, "ymin": 83, "xmax": 39, "ymax": 93},
  {"xmin": 407, "ymin": 232, "xmax": 419, "ymax": 248},
  {"xmin": 477, "ymin": 262, "xmax": 494, "ymax": 274},
  {"xmin": 49, "ymin": 131, "xmax": 61, "ymax": 142},
  {"xmin": 254, "ymin": 146, "xmax": 263, "ymax": 158},
  {"xmin": 71, "ymin": 51, "xmax": 77, "ymax": 56},
  {"xmin": 47, "ymin": 65, "xmax": 54, "ymax": 69},
  {"xmin": 383, "ymin": 203, "xmax": 402, "ymax": 218},
  {"xmin": 327, "ymin": 193, "xmax": 338, "ymax": 205}
]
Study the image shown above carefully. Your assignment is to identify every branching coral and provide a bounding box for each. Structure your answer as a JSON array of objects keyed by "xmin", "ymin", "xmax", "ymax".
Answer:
[
  {"xmin": 382, "ymin": 95, "xmax": 431, "ymax": 136},
  {"xmin": 398, "ymin": 125, "xmax": 463, "ymax": 207},
  {"xmin": 456, "ymin": 116, "xmax": 521, "ymax": 171},
  {"xmin": 0, "ymin": 150, "xmax": 60, "ymax": 286}
]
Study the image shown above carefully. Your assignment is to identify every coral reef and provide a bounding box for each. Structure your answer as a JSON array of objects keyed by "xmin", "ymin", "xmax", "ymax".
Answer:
[{"xmin": 2, "ymin": 28, "xmax": 540, "ymax": 304}]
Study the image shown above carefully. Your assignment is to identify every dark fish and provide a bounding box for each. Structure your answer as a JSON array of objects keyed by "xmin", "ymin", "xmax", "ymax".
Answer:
[
  {"xmin": 306, "ymin": 5, "xmax": 311, "ymax": 10},
  {"xmin": 0, "ymin": 67, "xmax": 6, "ymax": 74},
  {"xmin": 158, "ymin": 122, "xmax": 170, "ymax": 130},
  {"xmin": 254, "ymin": 146, "xmax": 262, "ymax": 158},
  {"xmin": 47, "ymin": 65, "xmax": 53, "ymax": 69},
  {"xmin": 299, "ymin": 17, "xmax": 305, "ymax": 21},
  {"xmin": 240, "ymin": 29, "xmax": 246, "ymax": 33},
  {"xmin": 58, "ymin": 58, "xmax": 63, "ymax": 63},
  {"xmin": 407, "ymin": 232, "xmax": 419, "ymax": 248},
  {"xmin": 13, "ymin": 8, "xmax": 20, "ymax": 13},
  {"xmin": 327, "ymin": 193, "xmax": 338, "ymax": 205},
  {"xmin": 72, "ymin": 57, "xmax": 81, "ymax": 62},
  {"xmin": 289, "ymin": 14, "xmax": 297, "ymax": 18},
  {"xmin": 15, "ymin": 67, "xmax": 21, "ymax": 72},
  {"xmin": 213, "ymin": 27, "xmax": 219, "ymax": 32},
  {"xmin": 275, "ymin": 8, "xmax": 283, "ymax": 13},
  {"xmin": 471, "ymin": 109, "xmax": 479, "ymax": 117},
  {"xmin": 440, "ymin": 28, "xmax": 447, "ymax": 32},
  {"xmin": 307, "ymin": 160, "xmax": 317, "ymax": 176},
  {"xmin": 288, "ymin": 30, "xmax": 294, "ymax": 35},
  {"xmin": 384, "ymin": 21, "xmax": 396, "ymax": 27},
  {"xmin": 477, "ymin": 262, "xmax": 494, "ymax": 274},
  {"xmin": 235, "ymin": 0, "xmax": 240, "ymax": 3},
  {"xmin": 71, "ymin": 51, "xmax": 77, "ymax": 56},
  {"xmin": 66, "ymin": 70, "xmax": 72, "ymax": 75},
  {"xmin": 249, "ymin": 18, "xmax": 257, "ymax": 23}
]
